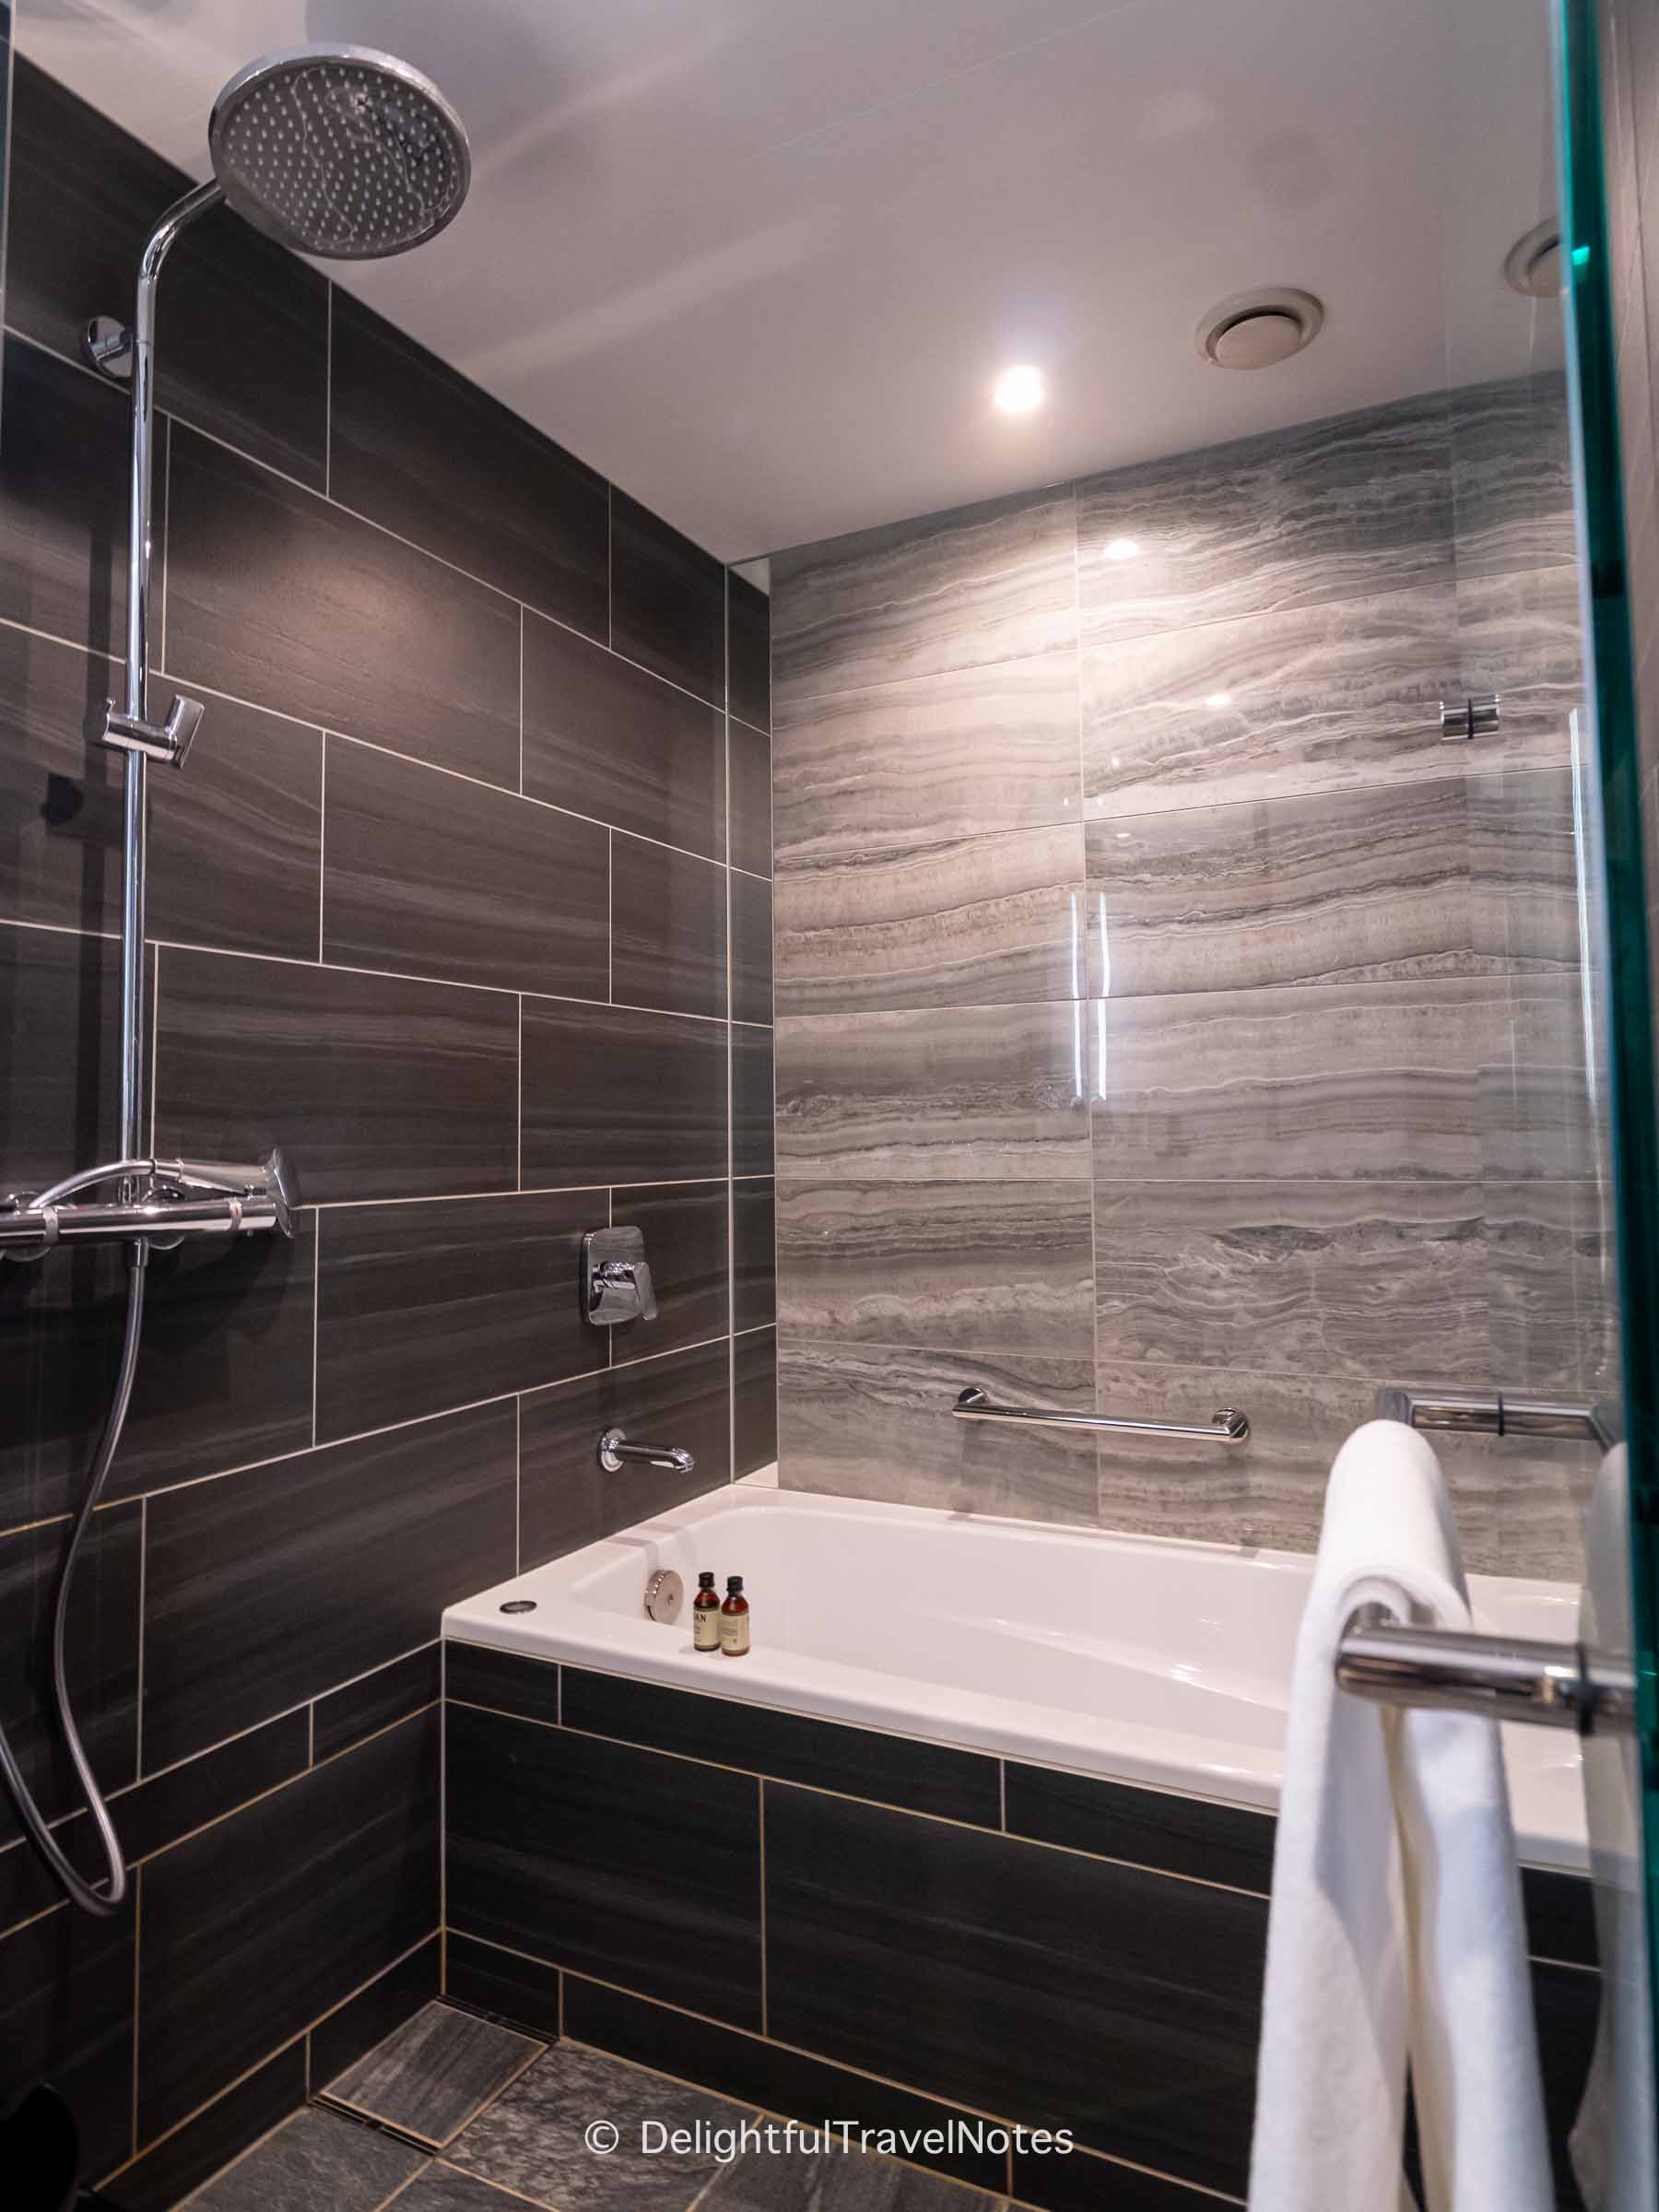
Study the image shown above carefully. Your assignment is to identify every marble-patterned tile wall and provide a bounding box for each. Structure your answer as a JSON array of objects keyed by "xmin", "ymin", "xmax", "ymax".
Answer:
[{"xmin": 771, "ymin": 382, "xmax": 1609, "ymax": 1577}]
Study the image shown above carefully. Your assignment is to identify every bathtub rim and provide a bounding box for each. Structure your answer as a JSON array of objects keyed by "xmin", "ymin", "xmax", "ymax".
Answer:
[{"xmin": 441, "ymin": 1479, "xmax": 1588, "ymax": 1874}]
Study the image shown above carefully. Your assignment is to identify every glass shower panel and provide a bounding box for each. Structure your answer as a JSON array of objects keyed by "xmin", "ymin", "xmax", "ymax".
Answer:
[{"xmin": 1558, "ymin": 0, "xmax": 1657, "ymax": 2195}]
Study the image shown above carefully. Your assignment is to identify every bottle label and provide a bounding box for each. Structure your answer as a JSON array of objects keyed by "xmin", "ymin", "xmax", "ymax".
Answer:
[
  {"xmin": 720, "ymin": 1610, "xmax": 750, "ymax": 1656},
  {"xmin": 693, "ymin": 1607, "xmax": 721, "ymax": 1652}
]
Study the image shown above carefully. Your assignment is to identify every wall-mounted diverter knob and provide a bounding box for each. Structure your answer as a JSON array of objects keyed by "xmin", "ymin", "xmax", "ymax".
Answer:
[{"xmin": 583, "ymin": 1225, "xmax": 657, "ymax": 1324}]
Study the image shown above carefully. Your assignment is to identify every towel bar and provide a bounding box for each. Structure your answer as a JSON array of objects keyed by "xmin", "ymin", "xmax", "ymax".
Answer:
[{"xmin": 1335, "ymin": 1601, "xmax": 1637, "ymax": 1735}]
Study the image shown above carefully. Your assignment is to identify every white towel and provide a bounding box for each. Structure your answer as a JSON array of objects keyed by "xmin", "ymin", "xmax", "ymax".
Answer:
[{"xmin": 1249, "ymin": 1419, "xmax": 1552, "ymax": 2212}]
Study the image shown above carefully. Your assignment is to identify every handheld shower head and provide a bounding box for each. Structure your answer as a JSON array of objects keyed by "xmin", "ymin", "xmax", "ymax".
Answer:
[{"xmin": 207, "ymin": 43, "xmax": 471, "ymax": 262}]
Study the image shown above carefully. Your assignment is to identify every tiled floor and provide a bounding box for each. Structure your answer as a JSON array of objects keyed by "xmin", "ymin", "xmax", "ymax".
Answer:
[{"xmin": 180, "ymin": 2004, "xmax": 1000, "ymax": 2212}]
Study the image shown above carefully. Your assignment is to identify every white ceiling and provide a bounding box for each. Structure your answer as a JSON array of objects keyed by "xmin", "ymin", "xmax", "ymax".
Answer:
[{"xmin": 18, "ymin": 0, "xmax": 1564, "ymax": 560}]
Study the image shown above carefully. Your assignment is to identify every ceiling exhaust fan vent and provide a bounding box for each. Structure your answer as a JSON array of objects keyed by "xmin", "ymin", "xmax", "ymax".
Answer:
[
  {"xmin": 1503, "ymin": 219, "xmax": 1561, "ymax": 298},
  {"xmin": 1195, "ymin": 287, "xmax": 1324, "ymax": 370}
]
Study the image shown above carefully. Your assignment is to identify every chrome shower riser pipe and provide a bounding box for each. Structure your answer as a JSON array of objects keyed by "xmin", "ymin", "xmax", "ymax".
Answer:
[{"xmin": 116, "ymin": 180, "xmax": 222, "ymax": 1177}]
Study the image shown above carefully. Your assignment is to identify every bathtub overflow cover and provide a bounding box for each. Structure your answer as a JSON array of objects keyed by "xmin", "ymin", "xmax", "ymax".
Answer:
[
  {"xmin": 644, "ymin": 1568, "xmax": 685, "ymax": 1625},
  {"xmin": 500, "ymin": 1599, "xmax": 536, "ymax": 1614}
]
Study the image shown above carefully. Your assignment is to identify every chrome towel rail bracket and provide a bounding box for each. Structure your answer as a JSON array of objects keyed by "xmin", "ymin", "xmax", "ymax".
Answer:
[
  {"xmin": 1377, "ymin": 1382, "xmax": 1620, "ymax": 1450},
  {"xmin": 1335, "ymin": 1601, "xmax": 1637, "ymax": 1737},
  {"xmin": 953, "ymin": 1386, "xmax": 1249, "ymax": 1443}
]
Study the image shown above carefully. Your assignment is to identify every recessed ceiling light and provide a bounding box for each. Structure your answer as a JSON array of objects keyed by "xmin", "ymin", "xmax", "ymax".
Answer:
[
  {"xmin": 1195, "ymin": 287, "xmax": 1324, "ymax": 370},
  {"xmin": 993, "ymin": 364, "xmax": 1045, "ymax": 415},
  {"xmin": 1102, "ymin": 536, "xmax": 1140, "ymax": 561}
]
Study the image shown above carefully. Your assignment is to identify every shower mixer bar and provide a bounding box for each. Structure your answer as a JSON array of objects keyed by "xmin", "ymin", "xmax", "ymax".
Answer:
[
  {"xmin": 0, "ymin": 1152, "xmax": 295, "ymax": 1261},
  {"xmin": 953, "ymin": 1386, "xmax": 1250, "ymax": 1442}
]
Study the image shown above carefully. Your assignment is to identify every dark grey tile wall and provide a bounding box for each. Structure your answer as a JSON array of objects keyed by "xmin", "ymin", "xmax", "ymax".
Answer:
[
  {"xmin": 444, "ymin": 1659, "xmax": 1598, "ymax": 2211},
  {"xmin": 771, "ymin": 385, "xmax": 1600, "ymax": 1575},
  {"xmin": 0, "ymin": 49, "xmax": 774, "ymax": 2194}
]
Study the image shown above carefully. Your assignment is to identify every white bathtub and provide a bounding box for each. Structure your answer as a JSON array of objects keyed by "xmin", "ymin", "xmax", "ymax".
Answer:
[{"xmin": 442, "ymin": 1483, "xmax": 1589, "ymax": 1874}]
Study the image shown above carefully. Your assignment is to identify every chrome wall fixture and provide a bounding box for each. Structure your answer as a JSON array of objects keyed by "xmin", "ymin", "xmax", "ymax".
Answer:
[
  {"xmin": 583, "ymin": 1226, "xmax": 658, "ymax": 1325},
  {"xmin": 0, "ymin": 44, "xmax": 471, "ymax": 1922},
  {"xmin": 1335, "ymin": 1601, "xmax": 1636, "ymax": 1736},
  {"xmin": 1439, "ymin": 693, "xmax": 1501, "ymax": 741},
  {"xmin": 952, "ymin": 1385, "xmax": 1250, "ymax": 1443},
  {"xmin": 1377, "ymin": 1382, "xmax": 1618, "ymax": 1448},
  {"xmin": 1331, "ymin": 1381, "xmax": 1636, "ymax": 1735},
  {"xmin": 599, "ymin": 1430, "xmax": 698, "ymax": 1476}
]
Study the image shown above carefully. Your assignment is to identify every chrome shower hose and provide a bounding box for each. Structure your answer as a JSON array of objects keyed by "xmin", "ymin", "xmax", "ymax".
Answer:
[{"xmin": 0, "ymin": 1257, "xmax": 145, "ymax": 1917}]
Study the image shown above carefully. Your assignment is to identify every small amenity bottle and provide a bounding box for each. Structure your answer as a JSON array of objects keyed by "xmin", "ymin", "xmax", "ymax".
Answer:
[
  {"xmin": 720, "ymin": 1575, "xmax": 750, "ymax": 1657},
  {"xmin": 692, "ymin": 1571, "xmax": 721, "ymax": 1653}
]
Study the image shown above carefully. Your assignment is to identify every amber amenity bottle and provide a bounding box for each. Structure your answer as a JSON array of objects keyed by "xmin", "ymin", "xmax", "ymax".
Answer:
[
  {"xmin": 693, "ymin": 1571, "xmax": 721, "ymax": 1653},
  {"xmin": 720, "ymin": 1574, "xmax": 750, "ymax": 1657}
]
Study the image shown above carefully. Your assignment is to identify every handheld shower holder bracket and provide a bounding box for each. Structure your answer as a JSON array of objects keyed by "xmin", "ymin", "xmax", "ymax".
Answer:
[{"xmin": 100, "ymin": 694, "xmax": 204, "ymax": 768}]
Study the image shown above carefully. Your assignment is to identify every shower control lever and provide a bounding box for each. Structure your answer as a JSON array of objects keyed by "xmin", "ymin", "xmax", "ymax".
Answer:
[
  {"xmin": 100, "ymin": 693, "xmax": 205, "ymax": 768},
  {"xmin": 583, "ymin": 1226, "xmax": 658, "ymax": 1324}
]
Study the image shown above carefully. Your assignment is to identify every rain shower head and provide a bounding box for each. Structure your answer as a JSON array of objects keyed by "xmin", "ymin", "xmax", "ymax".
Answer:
[{"xmin": 207, "ymin": 43, "xmax": 471, "ymax": 261}]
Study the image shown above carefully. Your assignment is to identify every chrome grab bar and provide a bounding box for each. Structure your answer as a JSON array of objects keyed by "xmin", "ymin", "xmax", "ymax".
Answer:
[
  {"xmin": 953, "ymin": 1386, "xmax": 1249, "ymax": 1443},
  {"xmin": 1335, "ymin": 1601, "xmax": 1636, "ymax": 1737},
  {"xmin": 1377, "ymin": 1383, "xmax": 1619, "ymax": 1450}
]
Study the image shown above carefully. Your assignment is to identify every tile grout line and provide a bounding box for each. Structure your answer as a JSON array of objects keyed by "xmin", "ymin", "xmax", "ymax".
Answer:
[
  {"xmin": 0, "ymin": 377, "xmax": 1563, "ymax": 803},
  {"xmin": 317, "ymin": 732, "xmax": 328, "ymax": 961},
  {"xmin": 0, "ymin": 901, "xmax": 1585, "ymax": 1047},
  {"xmin": 0, "ymin": 1330, "xmax": 738, "ymax": 1541},
  {"xmin": 87, "ymin": 337, "xmax": 728, "ymax": 713},
  {"xmin": 130, "ymin": 1865, "xmax": 142, "ymax": 2161},
  {"xmin": 1070, "ymin": 482, "xmax": 1109, "ymax": 1495},
  {"xmin": 159, "ymin": 417, "xmax": 172, "ymax": 680},
  {"xmin": 324, "ymin": 280, "xmax": 334, "ymax": 500},
  {"xmin": 447, "ymin": 1698, "xmax": 1277, "ymax": 1895},
  {"xmin": 0, "ymin": 1653, "xmax": 451, "ymax": 1936},
  {"xmin": 148, "ymin": 944, "xmax": 160, "ymax": 1155},
  {"xmin": 312, "ymin": 1199, "xmax": 323, "ymax": 1450},
  {"xmin": 546, "ymin": 1964, "xmax": 1248, "ymax": 2204},
  {"xmin": 441, "ymin": 1639, "xmax": 450, "ymax": 1958},
  {"xmin": 102, "ymin": 1934, "xmax": 441, "ymax": 2194},
  {"xmin": 725, "ymin": 673, "xmax": 738, "ymax": 1484},
  {"xmin": 0, "ymin": 603, "xmax": 736, "ymax": 866},
  {"xmin": 757, "ymin": 1776, "xmax": 768, "ymax": 2034},
  {"xmin": 135, "ymin": 1497, "xmax": 148, "ymax": 1778},
  {"xmin": 136, "ymin": 923, "xmax": 759, "ymax": 1025}
]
